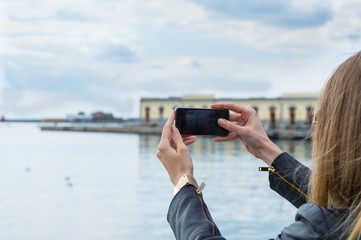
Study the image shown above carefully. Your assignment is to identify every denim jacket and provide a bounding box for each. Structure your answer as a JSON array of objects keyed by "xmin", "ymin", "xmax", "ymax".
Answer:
[{"xmin": 167, "ymin": 153, "xmax": 349, "ymax": 239}]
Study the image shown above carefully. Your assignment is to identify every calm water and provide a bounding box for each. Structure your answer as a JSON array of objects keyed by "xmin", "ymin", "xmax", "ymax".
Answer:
[{"xmin": 0, "ymin": 123, "xmax": 312, "ymax": 240}]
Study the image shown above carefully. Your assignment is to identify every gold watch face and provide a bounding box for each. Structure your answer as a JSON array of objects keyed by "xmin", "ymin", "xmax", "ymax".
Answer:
[
  {"xmin": 179, "ymin": 175, "xmax": 189, "ymax": 186},
  {"xmin": 173, "ymin": 175, "xmax": 200, "ymax": 196}
]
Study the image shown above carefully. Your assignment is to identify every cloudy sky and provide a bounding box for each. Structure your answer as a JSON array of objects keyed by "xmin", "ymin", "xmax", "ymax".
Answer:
[{"xmin": 0, "ymin": 0, "xmax": 360, "ymax": 119}]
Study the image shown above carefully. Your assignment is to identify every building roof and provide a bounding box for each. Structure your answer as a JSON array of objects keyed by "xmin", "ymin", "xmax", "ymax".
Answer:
[{"xmin": 140, "ymin": 93, "xmax": 319, "ymax": 102}]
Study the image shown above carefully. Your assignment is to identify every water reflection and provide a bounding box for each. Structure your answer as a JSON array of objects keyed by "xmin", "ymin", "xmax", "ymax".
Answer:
[
  {"xmin": 275, "ymin": 139, "xmax": 312, "ymax": 165},
  {"xmin": 139, "ymin": 135, "xmax": 312, "ymax": 163}
]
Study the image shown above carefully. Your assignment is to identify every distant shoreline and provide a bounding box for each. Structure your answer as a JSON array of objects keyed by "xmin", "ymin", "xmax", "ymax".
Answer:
[
  {"xmin": 1, "ymin": 120, "xmax": 312, "ymax": 140},
  {"xmin": 40, "ymin": 123, "xmax": 311, "ymax": 140},
  {"xmin": 1, "ymin": 120, "xmax": 42, "ymax": 123},
  {"xmin": 41, "ymin": 125, "xmax": 163, "ymax": 135}
]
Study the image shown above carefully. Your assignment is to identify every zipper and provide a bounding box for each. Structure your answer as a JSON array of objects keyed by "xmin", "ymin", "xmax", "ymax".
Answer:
[
  {"xmin": 195, "ymin": 183, "xmax": 216, "ymax": 235},
  {"xmin": 259, "ymin": 166, "xmax": 307, "ymax": 198}
]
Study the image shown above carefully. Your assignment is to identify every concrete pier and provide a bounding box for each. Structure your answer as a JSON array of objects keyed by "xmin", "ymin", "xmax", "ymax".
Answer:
[
  {"xmin": 41, "ymin": 125, "xmax": 163, "ymax": 135},
  {"xmin": 41, "ymin": 124, "xmax": 311, "ymax": 140}
]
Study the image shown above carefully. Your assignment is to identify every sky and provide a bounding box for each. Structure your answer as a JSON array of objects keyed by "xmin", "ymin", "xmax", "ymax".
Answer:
[{"xmin": 0, "ymin": 0, "xmax": 361, "ymax": 119}]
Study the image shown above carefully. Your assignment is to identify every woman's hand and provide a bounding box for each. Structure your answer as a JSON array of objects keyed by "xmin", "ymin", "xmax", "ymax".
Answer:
[
  {"xmin": 171, "ymin": 135, "xmax": 197, "ymax": 149},
  {"xmin": 211, "ymin": 103, "xmax": 282, "ymax": 166},
  {"xmin": 157, "ymin": 111, "xmax": 195, "ymax": 186}
]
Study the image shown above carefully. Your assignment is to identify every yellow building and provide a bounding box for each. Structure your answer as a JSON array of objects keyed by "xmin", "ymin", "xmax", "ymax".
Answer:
[{"xmin": 140, "ymin": 93, "xmax": 319, "ymax": 128}]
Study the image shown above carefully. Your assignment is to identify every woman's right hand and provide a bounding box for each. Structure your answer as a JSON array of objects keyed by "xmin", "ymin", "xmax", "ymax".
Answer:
[{"xmin": 211, "ymin": 103, "xmax": 282, "ymax": 166}]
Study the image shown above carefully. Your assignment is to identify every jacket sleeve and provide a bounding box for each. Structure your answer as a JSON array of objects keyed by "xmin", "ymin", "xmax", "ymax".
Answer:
[
  {"xmin": 167, "ymin": 185, "xmax": 226, "ymax": 240},
  {"xmin": 269, "ymin": 152, "xmax": 310, "ymax": 208}
]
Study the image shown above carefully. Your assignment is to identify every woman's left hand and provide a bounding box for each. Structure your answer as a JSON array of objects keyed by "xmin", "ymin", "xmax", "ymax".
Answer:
[{"xmin": 157, "ymin": 111, "xmax": 195, "ymax": 186}]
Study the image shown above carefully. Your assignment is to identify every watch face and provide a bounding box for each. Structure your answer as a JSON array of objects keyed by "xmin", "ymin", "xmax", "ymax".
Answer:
[
  {"xmin": 179, "ymin": 175, "xmax": 189, "ymax": 186},
  {"xmin": 173, "ymin": 175, "xmax": 199, "ymax": 195},
  {"xmin": 173, "ymin": 175, "xmax": 190, "ymax": 196}
]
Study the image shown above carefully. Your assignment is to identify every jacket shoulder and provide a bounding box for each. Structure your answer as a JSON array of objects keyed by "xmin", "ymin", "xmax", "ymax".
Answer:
[{"xmin": 276, "ymin": 203, "xmax": 345, "ymax": 240}]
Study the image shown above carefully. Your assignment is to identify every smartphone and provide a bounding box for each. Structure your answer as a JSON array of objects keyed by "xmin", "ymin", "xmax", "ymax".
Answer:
[{"xmin": 175, "ymin": 107, "xmax": 229, "ymax": 136}]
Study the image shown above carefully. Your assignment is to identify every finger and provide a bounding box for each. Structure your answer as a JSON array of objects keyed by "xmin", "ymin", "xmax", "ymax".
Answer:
[
  {"xmin": 160, "ymin": 111, "xmax": 175, "ymax": 144},
  {"xmin": 182, "ymin": 136, "xmax": 197, "ymax": 146},
  {"xmin": 182, "ymin": 136, "xmax": 197, "ymax": 142},
  {"xmin": 230, "ymin": 113, "xmax": 247, "ymax": 126},
  {"xmin": 182, "ymin": 135, "xmax": 196, "ymax": 139},
  {"xmin": 171, "ymin": 136, "xmax": 195, "ymax": 149},
  {"xmin": 229, "ymin": 113, "xmax": 241, "ymax": 122},
  {"xmin": 184, "ymin": 138, "xmax": 196, "ymax": 146},
  {"xmin": 170, "ymin": 139, "xmax": 176, "ymax": 149},
  {"xmin": 211, "ymin": 103, "xmax": 253, "ymax": 118},
  {"xmin": 171, "ymin": 126, "xmax": 186, "ymax": 149},
  {"xmin": 213, "ymin": 132, "xmax": 238, "ymax": 142},
  {"xmin": 217, "ymin": 118, "xmax": 245, "ymax": 134}
]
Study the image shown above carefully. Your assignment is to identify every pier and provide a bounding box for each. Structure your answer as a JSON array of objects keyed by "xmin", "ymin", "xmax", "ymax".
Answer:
[
  {"xmin": 41, "ymin": 124, "xmax": 163, "ymax": 135},
  {"xmin": 40, "ymin": 122, "xmax": 311, "ymax": 140}
]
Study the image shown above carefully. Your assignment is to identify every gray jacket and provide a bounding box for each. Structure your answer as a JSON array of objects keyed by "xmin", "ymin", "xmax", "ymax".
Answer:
[{"xmin": 167, "ymin": 153, "xmax": 350, "ymax": 239}]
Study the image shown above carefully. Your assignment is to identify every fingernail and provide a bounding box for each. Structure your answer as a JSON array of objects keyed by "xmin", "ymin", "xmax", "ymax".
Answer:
[
  {"xmin": 218, "ymin": 118, "xmax": 226, "ymax": 125},
  {"xmin": 172, "ymin": 126, "xmax": 179, "ymax": 134}
]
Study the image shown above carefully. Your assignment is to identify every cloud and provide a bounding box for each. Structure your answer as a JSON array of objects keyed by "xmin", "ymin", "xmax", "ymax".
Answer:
[
  {"xmin": 54, "ymin": 9, "xmax": 95, "ymax": 22},
  {"xmin": 112, "ymin": 57, "xmax": 273, "ymax": 98},
  {"xmin": 149, "ymin": 64, "xmax": 164, "ymax": 69},
  {"xmin": 3, "ymin": 60, "xmax": 98, "ymax": 92},
  {"xmin": 192, "ymin": 0, "xmax": 332, "ymax": 29},
  {"xmin": 0, "ymin": 67, "xmax": 8, "ymax": 93},
  {"xmin": 177, "ymin": 58, "xmax": 202, "ymax": 68},
  {"xmin": 182, "ymin": 0, "xmax": 360, "ymax": 54},
  {"xmin": 0, "ymin": 0, "xmax": 361, "ymax": 119},
  {"xmin": 0, "ymin": 89, "xmax": 135, "ymax": 119},
  {"xmin": 96, "ymin": 42, "xmax": 137, "ymax": 63}
]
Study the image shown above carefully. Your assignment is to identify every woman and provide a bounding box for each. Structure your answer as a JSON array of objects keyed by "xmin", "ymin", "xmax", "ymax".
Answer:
[{"xmin": 156, "ymin": 51, "xmax": 361, "ymax": 239}]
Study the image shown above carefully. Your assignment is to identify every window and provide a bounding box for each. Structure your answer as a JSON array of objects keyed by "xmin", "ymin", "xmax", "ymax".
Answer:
[
  {"xmin": 269, "ymin": 106, "xmax": 276, "ymax": 128},
  {"xmin": 252, "ymin": 106, "xmax": 258, "ymax": 114},
  {"xmin": 159, "ymin": 106, "xmax": 164, "ymax": 120},
  {"xmin": 306, "ymin": 106, "xmax": 314, "ymax": 125},
  {"xmin": 289, "ymin": 106, "xmax": 296, "ymax": 125},
  {"xmin": 145, "ymin": 107, "xmax": 150, "ymax": 121}
]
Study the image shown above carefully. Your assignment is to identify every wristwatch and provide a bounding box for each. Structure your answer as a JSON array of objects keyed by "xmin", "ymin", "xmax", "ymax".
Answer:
[{"xmin": 173, "ymin": 174, "xmax": 198, "ymax": 196}]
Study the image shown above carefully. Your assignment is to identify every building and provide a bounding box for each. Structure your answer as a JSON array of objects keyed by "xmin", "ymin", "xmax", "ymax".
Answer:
[
  {"xmin": 66, "ymin": 112, "xmax": 92, "ymax": 122},
  {"xmin": 140, "ymin": 93, "xmax": 319, "ymax": 129},
  {"xmin": 92, "ymin": 112, "xmax": 114, "ymax": 121}
]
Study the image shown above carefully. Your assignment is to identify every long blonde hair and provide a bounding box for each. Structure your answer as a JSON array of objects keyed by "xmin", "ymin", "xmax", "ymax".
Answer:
[{"xmin": 309, "ymin": 51, "xmax": 361, "ymax": 239}]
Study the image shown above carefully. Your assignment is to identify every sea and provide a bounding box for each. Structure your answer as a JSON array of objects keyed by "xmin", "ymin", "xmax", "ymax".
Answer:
[{"xmin": 0, "ymin": 123, "xmax": 312, "ymax": 240}]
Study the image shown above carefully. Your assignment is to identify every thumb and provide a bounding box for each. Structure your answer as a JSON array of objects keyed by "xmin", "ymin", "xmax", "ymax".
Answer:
[
  {"xmin": 218, "ymin": 118, "xmax": 244, "ymax": 135},
  {"xmin": 171, "ymin": 126, "xmax": 186, "ymax": 148}
]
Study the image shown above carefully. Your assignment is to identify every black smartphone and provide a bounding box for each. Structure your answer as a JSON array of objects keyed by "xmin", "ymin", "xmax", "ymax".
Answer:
[{"xmin": 175, "ymin": 107, "xmax": 229, "ymax": 136}]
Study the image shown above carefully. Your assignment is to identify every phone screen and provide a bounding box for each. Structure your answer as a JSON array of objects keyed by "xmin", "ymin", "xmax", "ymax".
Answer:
[{"xmin": 175, "ymin": 108, "xmax": 229, "ymax": 136}]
